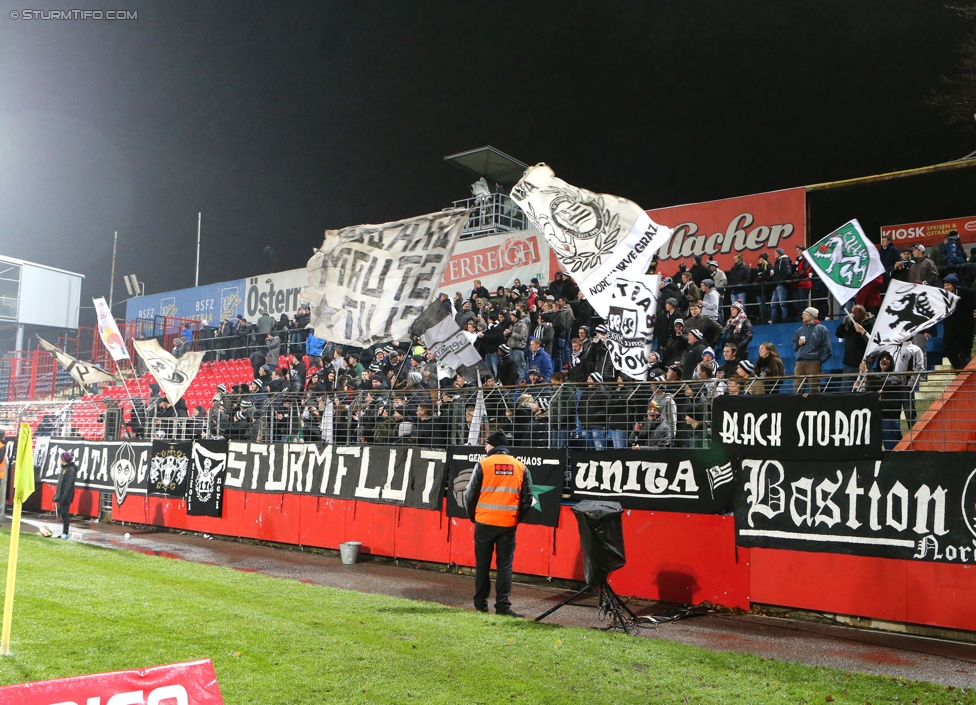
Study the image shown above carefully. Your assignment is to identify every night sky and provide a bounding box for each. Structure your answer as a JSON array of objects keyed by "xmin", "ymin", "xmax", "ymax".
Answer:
[{"xmin": 0, "ymin": 1, "xmax": 972, "ymax": 320}]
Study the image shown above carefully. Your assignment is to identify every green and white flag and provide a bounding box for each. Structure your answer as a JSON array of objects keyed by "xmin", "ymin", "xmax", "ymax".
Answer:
[{"xmin": 802, "ymin": 219, "xmax": 885, "ymax": 305}]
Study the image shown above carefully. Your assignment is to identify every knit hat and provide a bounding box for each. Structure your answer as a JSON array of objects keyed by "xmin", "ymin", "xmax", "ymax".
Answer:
[
  {"xmin": 803, "ymin": 306, "xmax": 819, "ymax": 319},
  {"xmin": 486, "ymin": 430, "xmax": 508, "ymax": 447},
  {"xmin": 730, "ymin": 301, "xmax": 743, "ymax": 312},
  {"xmin": 666, "ymin": 297, "xmax": 679, "ymax": 307},
  {"xmin": 702, "ymin": 347, "xmax": 715, "ymax": 359},
  {"xmin": 913, "ymin": 244, "xmax": 925, "ymax": 253},
  {"xmin": 528, "ymin": 366, "xmax": 542, "ymax": 376},
  {"xmin": 216, "ymin": 383, "xmax": 227, "ymax": 393},
  {"xmin": 688, "ymin": 328, "xmax": 703, "ymax": 340},
  {"xmin": 707, "ymin": 260, "xmax": 719, "ymax": 267},
  {"xmin": 537, "ymin": 397, "xmax": 550, "ymax": 411},
  {"xmin": 499, "ymin": 344, "xmax": 511, "ymax": 355},
  {"xmin": 239, "ymin": 400, "xmax": 253, "ymax": 408},
  {"xmin": 674, "ymin": 318, "xmax": 684, "ymax": 327},
  {"xmin": 408, "ymin": 371, "xmax": 423, "ymax": 384},
  {"xmin": 663, "ymin": 277, "xmax": 673, "ymax": 285},
  {"xmin": 369, "ymin": 363, "xmax": 382, "ymax": 372},
  {"xmin": 60, "ymin": 451, "xmax": 73, "ymax": 463},
  {"xmin": 738, "ymin": 360, "xmax": 755, "ymax": 375},
  {"xmin": 251, "ymin": 378, "xmax": 263, "ymax": 387},
  {"xmin": 701, "ymin": 279, "xmax": 714, "ymax": 288},
  {"xmin": 589, "ymin": 372, "xmax": 603, "ymax": 383},
  {"xmin": 594, "ymin": 324, "xmax": 608, "ymax": 334}
]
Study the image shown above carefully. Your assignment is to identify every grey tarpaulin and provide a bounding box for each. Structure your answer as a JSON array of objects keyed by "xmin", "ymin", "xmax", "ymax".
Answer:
[{"xmin": 573, "ymin": 500, "xmax": 626, "ymax": 587}]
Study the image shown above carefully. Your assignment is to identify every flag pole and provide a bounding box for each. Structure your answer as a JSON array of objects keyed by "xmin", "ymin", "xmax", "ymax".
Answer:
[
  {"xmin": 1, "ymin": 422, "xmax": 35, "ymax": 656},
  {"xmin": 195, "ymin": 212, "xmax": 202, "ymax": 287}
]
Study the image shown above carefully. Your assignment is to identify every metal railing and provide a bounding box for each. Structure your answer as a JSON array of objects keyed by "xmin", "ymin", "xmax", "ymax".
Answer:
[
  {"xmin": 2, "ymin": 368, "xmax": 973, "ymax": 454},
  {"xmin": 447, "ymin": 193, "xmax": 528, "ymax": 239}
]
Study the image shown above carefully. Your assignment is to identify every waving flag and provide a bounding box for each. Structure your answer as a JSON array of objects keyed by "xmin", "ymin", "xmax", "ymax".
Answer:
[
  {"xmin": 863, "ymin": 282, "xmax": 958, "ymax": 359},
  {"xmin": 511, "ymin": 164, "xmax": 670, "ymax": 377},
  {"xmin": 93, "ymin": 297, "xmax": 130, "ymax": 361},
  {"xmin": 302, "ymin": 210, "xmax": 469, "ymax": 347},
  {"xmin": 408, "ymin": 301, "xmax": 489, "ymax": 383},
  {"xmin": 133, "ymin": 338, "xmax": 204, "ymax": 405},
  {"xmin": 37, "ymin": 337, "xmax": 119, "ymax": 388},
  {"xmin": 803, "ymin": 219, "xmax": 885, "ymax": 305}
]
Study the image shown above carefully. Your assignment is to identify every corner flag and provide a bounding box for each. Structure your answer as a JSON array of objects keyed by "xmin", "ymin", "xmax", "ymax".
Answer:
[{"xmin": 13, "ymin": 423, "xmax": 34, "ymax": 504}]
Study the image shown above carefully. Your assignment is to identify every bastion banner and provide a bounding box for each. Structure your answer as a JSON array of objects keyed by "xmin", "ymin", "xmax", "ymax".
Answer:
[
  {"xmin": 445, "ymin": 446, "xmax": 566, "ymax": 527},
  {"xmin": 571, "ymin": 449, "xmax": 734, "ymax": 513},
  {"xmin": 0, "ymin": 659, "xmax": 223, "ymax": 705},
  {"xmin": 734, "ymin": 452, "xmax": 976, "ymax": 565},
  {"xmin": 647, "ymin": 187, "xmax": 806, "ymax": 272},
  {"xmin": 42, "ymin": 439, "xmax": 447, "ymax": 511},
  {"xmin": 712, "ymin": 393, "xmax": 882, "ymax": 461}
]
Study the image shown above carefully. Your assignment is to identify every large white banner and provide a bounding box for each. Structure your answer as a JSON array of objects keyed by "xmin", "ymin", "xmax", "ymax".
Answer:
[
  {"xmin": 93, "ymin": 296, "xmax": 130, "ymax": 361},
  {"xmin": 511, "ymin": 165, "xmax": 670, "ymax": 377},
  {"xmin": 303, "ymin": 210, "xmax": 469, "ymax": 346},
  {"xmin": 37, "ymin": 336, "xmax": 119, "ymax": 388},
  {"xmin": 864, "ymin": 282, "xmax": 958, "ymax": 358},
  {"xmin": 133, "ymin": 338, "xmax": 204, "ymax": 405},
  {"xmin": 803, "ymin": 219, "xmax": 885, "ymax": 306}
]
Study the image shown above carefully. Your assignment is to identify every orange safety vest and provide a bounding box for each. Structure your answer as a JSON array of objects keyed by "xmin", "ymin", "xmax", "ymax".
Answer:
[{"xmin": 474, "ymin": 454, "xmax": 526, "ymax": 528}]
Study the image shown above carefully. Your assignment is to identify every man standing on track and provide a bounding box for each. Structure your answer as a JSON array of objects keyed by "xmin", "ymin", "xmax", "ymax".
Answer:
[{"xmin": 464, "ymin": 430, "xmax": 534, "ymax": 617}]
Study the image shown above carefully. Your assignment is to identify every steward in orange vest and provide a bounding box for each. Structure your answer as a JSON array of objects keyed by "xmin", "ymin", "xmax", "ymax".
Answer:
[{"xmin": 463, "ymin": 430, "xmax": 533, "ymax": 617}]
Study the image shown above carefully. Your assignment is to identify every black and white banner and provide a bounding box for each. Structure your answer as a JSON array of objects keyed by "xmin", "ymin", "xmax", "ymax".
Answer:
[
  {"xmin": 511, "ymin": 165, "xmax": 671, "ymax": 377},
  {"xmin": 712, "ymin": 393, "xmax": 882, "ymax": 461},
  {"xmin": 864, "ymin": 282, "xmax": 958, "ymax": 358},
  {"xmin": 38, "ymin": 336, "xmax": 119, "ymax": 388},
  {"xmin": 302, "ymin": 210, "xmax": 469, "ymax": 347},
  {"xmin": 446, "ymin": 446, "xmax": 565, "ymax": 527},
  {"xmin": 44, "ymin": 439, "xmax": 446, "ymax": 511},
  {"xmin": 149, "ymin": 440, "xmax": 192, "ymax": 497},
  {"xmin": 40, "ymin": 439, "xmax": 152, "ymax": 505},
  {"xmin": 734, "ymin": 452, "xmax": 976, "ymax": 564},
  {"xmin": 187, "ymin": 440, "xmax": 228, "ymax": 517},
  {"xmin": 222, "ymin": 442, "xmax": 446, "ymax": 510},
  {"xmin": 571, "ymin": 449, "xmax": 734, "ymax": 513},
  {"xmin": 133, "ymin": 338, "xmax": 205, "ymax": 405},
  {"xmin": 408, "ymin": 301, "xmax": 489, "ymax": 383}
]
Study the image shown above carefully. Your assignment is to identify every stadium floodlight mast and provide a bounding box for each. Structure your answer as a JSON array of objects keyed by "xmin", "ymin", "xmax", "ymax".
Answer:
[{"xmin": 123, "ymin": 274, "xmax": 144, "ymax": 298}]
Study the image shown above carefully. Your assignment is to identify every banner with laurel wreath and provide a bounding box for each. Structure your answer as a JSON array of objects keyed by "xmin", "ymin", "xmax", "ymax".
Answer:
[{"xmin": 510, "ymin": 164, "xmax": 671, "ymax": 377}]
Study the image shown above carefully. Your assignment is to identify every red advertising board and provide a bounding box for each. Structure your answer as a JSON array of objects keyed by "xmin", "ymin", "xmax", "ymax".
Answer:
[
  {"xmin": 880, "ymin": 215, "xmax": 976, "ymax": 250},
  {"xmin": 0, "ymin": 659, "xmax": 223, "ymax": 704},
  {"xmin": 646, "ymin": 187, "xmax": 806, "ymax": 272},
  {"xmin": 437, "ymin": 230, "xmax": 549, "ymax": 296}
]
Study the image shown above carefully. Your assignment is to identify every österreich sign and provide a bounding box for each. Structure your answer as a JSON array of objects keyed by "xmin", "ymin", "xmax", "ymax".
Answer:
[
  {"xmin": 712, "ymin": 393, "xmax": 882, "ymax": 461},
  {"xmin": 733, "ymin": 452, "xmax": 976, "ymax": 564}
]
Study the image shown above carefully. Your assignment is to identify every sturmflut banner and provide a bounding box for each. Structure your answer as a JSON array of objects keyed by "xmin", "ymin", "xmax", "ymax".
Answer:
[
  {"xmin": 445, "ymin": 447, "xmax": 565, "ymax": 527},
  {"xmin": 712, "ymin": 393, "xmax": 882, "ymax": 461},
  {"xmin": 571, "ymin": 449, "xmax": 734, "ymax": 513},
  {"xmin": 303, "ymin": 210, "xmax": 469, "ymax": 347},
  {"xmin": 511, "ymin": 165, "xmax": 670, "ymax": 377},
  {"xmin": 42, "ymin": 439, "xmax": 447, "ymax": 511},
  {"xmin": 734, "ymin": 453, "xmax": 976, "ymax": 565}
]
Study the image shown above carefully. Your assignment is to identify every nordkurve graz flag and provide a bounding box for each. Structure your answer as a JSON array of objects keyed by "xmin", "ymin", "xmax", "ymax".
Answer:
[
  {"xmin": 511, "ymin": 164, "xmax": 670, "ymax": 378},
  {"xmin": 149, "ymin": 440, "xmax": 192, "ymax": 498}
]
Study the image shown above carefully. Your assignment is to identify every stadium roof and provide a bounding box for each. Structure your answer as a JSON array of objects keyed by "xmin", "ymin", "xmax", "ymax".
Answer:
[{"xmin": 443, "ymin": 146, "xmax": 528, "ymax": 185}]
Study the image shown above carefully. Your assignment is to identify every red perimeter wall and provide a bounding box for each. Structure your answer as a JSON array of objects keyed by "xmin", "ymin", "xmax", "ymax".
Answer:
[{"xmin": 41, "ymin": 490, "xmax": 976, "ymax": 632}]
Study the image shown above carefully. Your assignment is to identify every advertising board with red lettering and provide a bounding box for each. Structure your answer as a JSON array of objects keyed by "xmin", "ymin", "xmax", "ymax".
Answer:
[
  {"xmin": 880, "ymin": 215, "xmax": 976, "ymax": 250},
  {"xmin": 0, "ymin": 659, "xmax": 223, "ymax": 704},
  {"xmin": 646, "ymin": 187, "xmax": 806, "ymax": 271},
  {"xmin": 437, "ymin": 230, "xmax": 550, "ymax": 296}
]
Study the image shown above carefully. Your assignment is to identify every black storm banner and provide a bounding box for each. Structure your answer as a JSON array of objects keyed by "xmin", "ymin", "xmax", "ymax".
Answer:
[
  {"xmin": 149, "ymin": 440, "xmax": 192, "ymax": 498},
  {"xmin": 734, "ymin": 452, "xmax": 976, "ymax": 564},
  {"xmin": 445, "ymin": 447, "xmax": 566, "ymax": 527},
  {"xmin": 571, "ymin": 449, "xmax": 734, "ymax": 514},
  {"xmin": 41, "ymin": 439, "xmax": 151, "ymax": 505},
  {"xmin": 712, "ymin": 393, "xmax": 882, "ymax": 461},
  {"xmin": 43, "ymin": 439, "xmax": 447, "ymax": 511}
]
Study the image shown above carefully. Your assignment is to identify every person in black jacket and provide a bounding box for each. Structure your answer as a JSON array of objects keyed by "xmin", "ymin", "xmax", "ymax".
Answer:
[
  {"xmin": 54, "ymin": 451, "xmax": 77, "ymax": 539},
  {"xmin": 942, "ymin": 273, "xmax": 976, "ymax": 369},
  {"xmin": 835, "ymin": 305, "xmax": 874, "ymax": 390}
]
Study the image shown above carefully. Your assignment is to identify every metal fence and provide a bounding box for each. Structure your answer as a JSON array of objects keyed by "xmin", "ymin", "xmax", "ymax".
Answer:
[{"xmin": 1, "ymin": 368, "xmax": 971, "ymax": 454}]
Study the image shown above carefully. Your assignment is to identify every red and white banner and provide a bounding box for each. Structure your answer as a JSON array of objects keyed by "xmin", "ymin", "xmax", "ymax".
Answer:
[
  {"xmin": 880, "ymin": 215, "xmax": 976, "ymax": 250},
  {"xmin": 0, "ymin": 659, "xmax": 223, "ymax": 704},
  {"xmin": 437, "ymin": 230, "xmax": 550, "ymax": 297},
  {"xmin": 646, "ymin": 187, "xmax": 806, "ymax": 271}
]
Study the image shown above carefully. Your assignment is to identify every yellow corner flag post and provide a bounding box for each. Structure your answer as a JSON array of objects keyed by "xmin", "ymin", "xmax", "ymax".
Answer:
[{"xmin": 1, "ymin": 422, "xmax": 35, "ymax": 655}]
